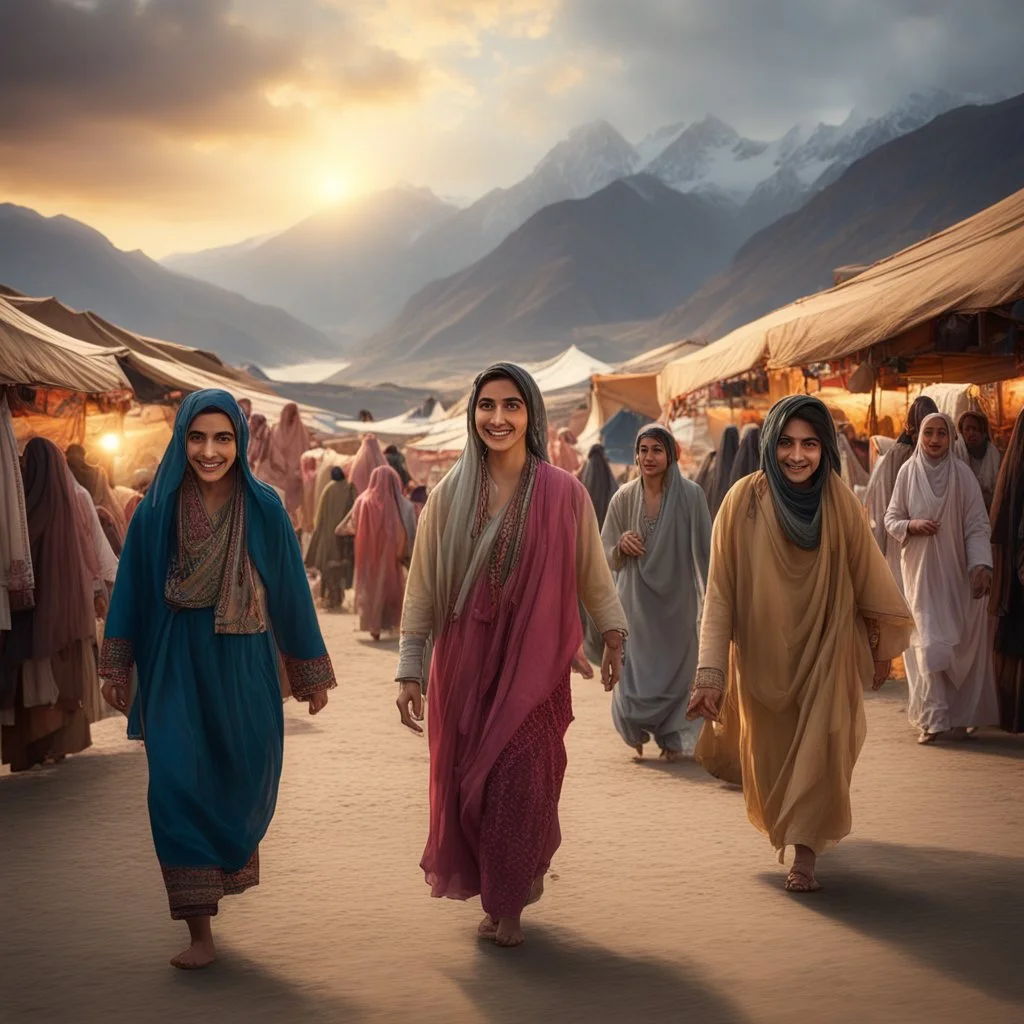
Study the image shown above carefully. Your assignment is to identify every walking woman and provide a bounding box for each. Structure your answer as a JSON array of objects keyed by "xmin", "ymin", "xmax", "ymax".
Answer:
[
  {"xmin": 885, "ymin": 412, "xmax": 997, "ymax": 743},
  {"xmin": 687, "ymin": 395, "xmax": 912, "ymax": 893},
  {"xmin": 348, "ymin": 434, "xmax": 388, "ymax": 494},
  {"xmin": 603, "ymin": 426, "xmax": 711, "ymax": 760},
  {"xmin": 305, "ymin": 466, "xmax": 357, "ymax": 611},
  {"xmin": 339, "ymin": 465, "xmax": 415, "ymax": 640},
  {"xmin": 257, "ymin": 402, "xmax": 312, "ymax": 529},
  {"xmin": 2, "ymin": 438, "xmax": 97, "ymax": 772},
  {"xmin": 863, "ymin": 395, "xmax": 939, "ymax": 583},
  {"xmin": 990, "ymin": 409, "xmax": 1024, "ymax": 732},
  {"xmin": 954, "ymin": 410, "xmax": 1002, "ymax": 511},
  {"xmin": 99, "ymin": 390, "xmax": 335, "ymax": 970},
  {"xmin": 394, "ymin": 363, "xmax": 627, "ymax": 948},
  {"xmin": 709, "ymin": 425, "xmax": 740, "ymax": 518}
]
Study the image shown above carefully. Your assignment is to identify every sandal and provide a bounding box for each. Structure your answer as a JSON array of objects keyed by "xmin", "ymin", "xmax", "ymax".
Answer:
[{"xmin": 785, "ymin": 869, "xmax": 822, "ymax": 893}]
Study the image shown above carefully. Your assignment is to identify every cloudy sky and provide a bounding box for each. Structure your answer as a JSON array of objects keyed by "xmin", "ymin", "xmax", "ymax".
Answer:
[{"xmin": 2, "ymin": 0, "xmax": 1022, "ymax": 257}]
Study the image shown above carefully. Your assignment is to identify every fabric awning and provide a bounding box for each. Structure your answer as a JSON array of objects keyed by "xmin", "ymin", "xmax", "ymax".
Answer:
[
  {"xmin": 0, "ymin": 296, "xmax": 129, "ymax": 393},
  {"xmin": 658, "ymin": 185, "xmax": 1024, "ymax": 403}
]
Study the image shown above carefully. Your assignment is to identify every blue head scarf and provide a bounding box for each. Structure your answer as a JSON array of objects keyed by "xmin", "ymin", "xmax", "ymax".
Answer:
[{"xmin": 104, "ymin": 389, "xmax": 332, "ymax": 734}]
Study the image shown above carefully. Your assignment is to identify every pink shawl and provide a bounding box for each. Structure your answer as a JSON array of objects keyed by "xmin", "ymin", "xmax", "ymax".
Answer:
[
  {"xmin": 548, "ymin": 428, "xmax": 581, "ymax": 474},
  {"xmin": 349, "ymin": 465, "xmax": 408, "ymax": 633},
  {"xmin": 421, "ymin": 461, "xmax": 583, "ymax": 899},
  {"xmin": 247, "ymin": 413, "xmax": 271, "ymax": 471},
  {"xmin": 349, "ymin": 434, "xmax": 388, "ymax": 495},
  {"xmin": 261, "ymin": 403, "xmax": 311, "ymax": 516}
]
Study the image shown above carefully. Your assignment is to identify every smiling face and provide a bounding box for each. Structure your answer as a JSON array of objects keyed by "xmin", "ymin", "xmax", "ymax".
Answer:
[
  {"xmin": 636, "ymin": 435, "xmax": 670, "ymax": 480},
  {"xmin": 776, "ymin": 417, "xmax": 822, "ymax": 488},
  {"xmin": 474, "ymin": 378, "xmax": 529, "ymax": 455},
  {"xmin": 920, "ymin": 417, "xmax": 951, "ymax": 459},
  {"xmin": 186, "ymin": 411, "xmax": 238, "ymax": 485}
]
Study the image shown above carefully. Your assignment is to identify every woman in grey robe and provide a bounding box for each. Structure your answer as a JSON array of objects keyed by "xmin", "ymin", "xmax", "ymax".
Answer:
[{"xmin": 602, "ymin": 425, "xmax": 712, "ymax": 759}]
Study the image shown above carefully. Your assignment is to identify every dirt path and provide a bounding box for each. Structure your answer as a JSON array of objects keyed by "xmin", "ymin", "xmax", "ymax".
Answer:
[{"xmin": 2, "ymin": 610, "xmax": 1023, "ymax": 1023}]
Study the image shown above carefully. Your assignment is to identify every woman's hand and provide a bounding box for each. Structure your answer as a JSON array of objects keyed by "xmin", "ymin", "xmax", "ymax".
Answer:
[
  {"xmin": 307, "ymin": 690, "xmax": 329, "ymax": 715},
  {"xmin": 908, "ymin": 519, "xmax": 941, "ymax": 536},
  {"xmin": 686, "ymin": 685, "xmax": 723, "ymax": 722},
  {"xmin": 571, "ymin": 646, "xmax": 594, "ymax": 679},
  {"xmin": 101, "ymin": 680, "xmax": 129, "ymax": 716},
  {"xmin": 600, "ymin": 631, "xmax": 623, "ymax": 691},
  {"xmin": 871, "ymin": 660, "xmax": 892, "ymax": 691},
  {"xmin": 618, "ymin": 531, "xmax": 646, "ymax": 558},
  {"xmin": 396, "ymin": 681, "xmax": 424, "ymax": 734},
  {"xmin": 970, "ymin": 565, "xmax": 993, "ymax": 600}
]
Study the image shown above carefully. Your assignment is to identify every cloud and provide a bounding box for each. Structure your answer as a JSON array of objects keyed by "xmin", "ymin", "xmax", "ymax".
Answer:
[
  {"xmin": 1, "ymin": 0, "xmax": 1023, "ymax": 256},
  {"xmin": 0, "ymin": 0, "xmax": 423, "ymax": 140},
  {"xmin": 553, "ymin": 0, "xmax": 1024, "ymax": 136}
]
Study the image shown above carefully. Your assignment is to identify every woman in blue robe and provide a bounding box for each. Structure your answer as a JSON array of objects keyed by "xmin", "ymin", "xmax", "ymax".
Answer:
[{"xmin": 99, "ymin": 390, "xmax": 335, "ymax": 970}]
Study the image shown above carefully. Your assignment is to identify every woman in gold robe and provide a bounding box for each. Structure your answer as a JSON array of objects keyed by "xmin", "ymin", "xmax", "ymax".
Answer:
[{"xmin": 687, "ymin": 395, "xmax": 912, "ymax": 893}]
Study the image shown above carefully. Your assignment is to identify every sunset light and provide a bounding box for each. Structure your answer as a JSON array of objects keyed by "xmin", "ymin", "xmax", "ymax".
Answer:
[{"xmin": 320, "ymin": 176, "xmax": 351, "ymax": 204}]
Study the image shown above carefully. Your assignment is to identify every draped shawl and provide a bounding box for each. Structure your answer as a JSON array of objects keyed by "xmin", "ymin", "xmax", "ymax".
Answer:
[
  {"xmin": 349, "ymin": 434, "xmax": 388, "ymax": 495},
  {"xmin": 578, "ymin": 444, "xmax": 618, "ymax": 530},
  {"xmin": 728, "ymin": 426, "xmax": 761, "ymax": 488},
  {"xmin": 885, "ymin": 413, "xmax": 992, "ymax": 676},
  {"xmin": 304, "ymin": 477, "xmax": 357, "ymax": 578},
  {"xmin": 260, "ymin": 402, "xmax": 311, "ymax": 517},
  {"xmin": 759, "ymin": 395, "xmax": 841, "ymax": 550},
  {"xmin": 954, "ymin": 411, "xmax": 1002, "ymax": 510},
  {"xmin": 0, "ymin": 393, "xmax": 34, "ymax": 627},
  {"xmin": 695, "ymin": 472, "xmax": 913, "ymax": 857},
  {"xmin": 709, "ymin": 426, "xmax": 740, "ymax": 517},
  {"xmin": 101, "ymin": 388, "xmax": 334, "ymax": 729},
  {"xmin": 603, "ymin": 458, "xmax": 711, "ymax": 752}
]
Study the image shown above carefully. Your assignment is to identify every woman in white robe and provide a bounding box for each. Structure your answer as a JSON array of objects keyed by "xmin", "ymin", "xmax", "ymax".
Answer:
[
  {"xmin": 864, "ymin": 396, "xmax": 938, "ymax": 587},
  {"xmin": 602, "ymin": 425, "xmax": 711, "ymax": 759},
  {"xmin": 884, "ymin": 412, "xmax": 999, "ymax": 743}
]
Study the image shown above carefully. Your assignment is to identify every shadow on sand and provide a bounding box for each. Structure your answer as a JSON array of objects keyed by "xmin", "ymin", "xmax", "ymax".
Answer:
[
  {"xmin": 450, "ymin": 925, "xmax": 749, "ymax": 1023},
  {"xmin": 759, "ymin": 840, "xmax": 1024, "ymax": 1004}
]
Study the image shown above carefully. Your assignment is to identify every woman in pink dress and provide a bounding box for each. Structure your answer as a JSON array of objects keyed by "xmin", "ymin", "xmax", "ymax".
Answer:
[
  {"xmin": 339, "ymin": 465, "xmax": 415, "ymax": 640},
  {"xmin": 395, "ymin": 363, "xmax": 627, "ymax": 948}
]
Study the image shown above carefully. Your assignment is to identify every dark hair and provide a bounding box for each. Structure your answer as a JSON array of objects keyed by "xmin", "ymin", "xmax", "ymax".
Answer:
[
  {"xmin": 330, "ymin": 466, "xmax": 345, "ymax": 481},
  {"xmin": 384, "ymin": 444, "xmax": 399, "ymax": 455}
]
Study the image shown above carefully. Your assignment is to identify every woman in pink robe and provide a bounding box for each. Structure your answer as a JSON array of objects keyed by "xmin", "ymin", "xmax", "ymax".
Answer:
[
  {"xmin": 256, "ymin": 403, "xmax": 311, "ymax": 527},
  {"xmin": 339, "ymin": 465, "xmax": 414, "ymax": 640},
  {"xmin": 348, "ymin": 434, "xmax": 388, "ymax": 495},
  {"xmin": 395, "ymin": 363, "xmax": 627, "ymax": 948}
]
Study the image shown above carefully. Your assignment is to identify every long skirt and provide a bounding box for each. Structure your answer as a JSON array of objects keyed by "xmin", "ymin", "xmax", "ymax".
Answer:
[
  {"xmin": 477, "ymin": 679, "xmax": 571, "ymax": 918},
  {"xmin": 132, "ymin": 607, "xmax": 283, "ymax": 919},
  {"xmin": 904, "ymin": 646, "xmax": 999, "ymax": 734}
]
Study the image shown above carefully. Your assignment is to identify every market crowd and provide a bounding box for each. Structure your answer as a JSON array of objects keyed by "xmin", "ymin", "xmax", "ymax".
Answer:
[{"xmin": 2, "ymin": 371, "xmax": 1023, "ymax": 966}]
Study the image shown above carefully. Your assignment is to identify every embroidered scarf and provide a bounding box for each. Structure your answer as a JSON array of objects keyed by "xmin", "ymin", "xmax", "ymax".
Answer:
[{"xmin": 164, "ymin": 468, "xmax": 265, "ymax": 634}]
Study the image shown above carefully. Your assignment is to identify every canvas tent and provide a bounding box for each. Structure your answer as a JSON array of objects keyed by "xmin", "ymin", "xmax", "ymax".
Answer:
[
  {"xmin": 0, "ymin": 296, "xmax": 129, "ymax": 393},
  {"xmin": 9, "ymin": 295, "xmax": 338, "ymax": 433},
  {"xmin": 658, "ymin": 186, "xmax": 1024, "ymax": 404}
]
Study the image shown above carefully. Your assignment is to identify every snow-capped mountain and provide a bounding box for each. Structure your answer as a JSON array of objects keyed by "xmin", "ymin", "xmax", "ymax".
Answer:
[
  {"xmin": 414, "ymin": 119, "xmax": 642, "ymax": 280},
  {"xmin": 633, "ymin": 122, "xmax": 688, "ymax": 165}
]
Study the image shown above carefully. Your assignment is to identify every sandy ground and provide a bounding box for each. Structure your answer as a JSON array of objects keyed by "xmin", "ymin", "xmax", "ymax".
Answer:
[{"xmin": 2, "ymin": 610, "xmax": 1023, "ymax": 1024}]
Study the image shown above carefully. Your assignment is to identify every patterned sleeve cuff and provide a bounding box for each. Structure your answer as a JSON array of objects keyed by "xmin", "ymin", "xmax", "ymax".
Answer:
[
  {"xmin": 864, "ymin": 617, "xmax": 881, "ymax": 654},
  {"xmin": 694, "ymin": 667, "xmax": 726, "ymax": 693},
  {"xmin": 99, "ymin": 636, "xmax": 134, "ymax": 687},
  {"xmin": 282, "ymin": 652, "xmax": 337, "ymax": 700}
]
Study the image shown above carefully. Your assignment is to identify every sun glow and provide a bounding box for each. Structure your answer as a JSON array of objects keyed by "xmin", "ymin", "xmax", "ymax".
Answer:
[{"xmin": 320, "ymin": 176, "xmax": 351, "ymax": 203}]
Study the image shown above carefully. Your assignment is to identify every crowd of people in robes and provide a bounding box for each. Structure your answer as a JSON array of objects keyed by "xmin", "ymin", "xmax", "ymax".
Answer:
[{"xmin": 6, "ymin": 364, "xmax": 1024, "ymax": 966}]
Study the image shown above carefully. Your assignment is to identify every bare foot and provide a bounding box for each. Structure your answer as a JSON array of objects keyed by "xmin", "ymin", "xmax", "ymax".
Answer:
[
  {"xmin": 170, "ymin": 938, "xmax": 217, "ymax": 970},
  {"xmin": 661, "ymin": 749, "xmax": 685, "ymax": 763},
  {"xmin": 477, "ymin": 915, "xmax": 499, "ymax": 940},
  {"xmin": 526, "ymin": 875, "xmax": 544, "ymax": 906},
  {"xmin": 785, "ymin": 846, "xmax": 821, "ymax": 894},
  {"xmin": 918, "ymin": 730, "xmax": 939, "ymax": 745},
  {"xmin": 495, "ymin": 917, "xmax": 525, "ymax": 948},
  {"xmin": 371, "ymin": 632, "xmax": 381, "ymax": 642}
]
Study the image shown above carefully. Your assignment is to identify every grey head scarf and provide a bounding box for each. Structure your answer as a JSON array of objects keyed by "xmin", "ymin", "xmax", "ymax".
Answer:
[
  {"xmin": 468, "ymin": 362, "xmax": 549, "ymax": 463},
  {"xmin": 760, "ymin": 395, "xmax": 841, "ymax": 550},
  {"xmin": 579, "ymin": 443, "xmax": 618, "ymax": 530}
]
